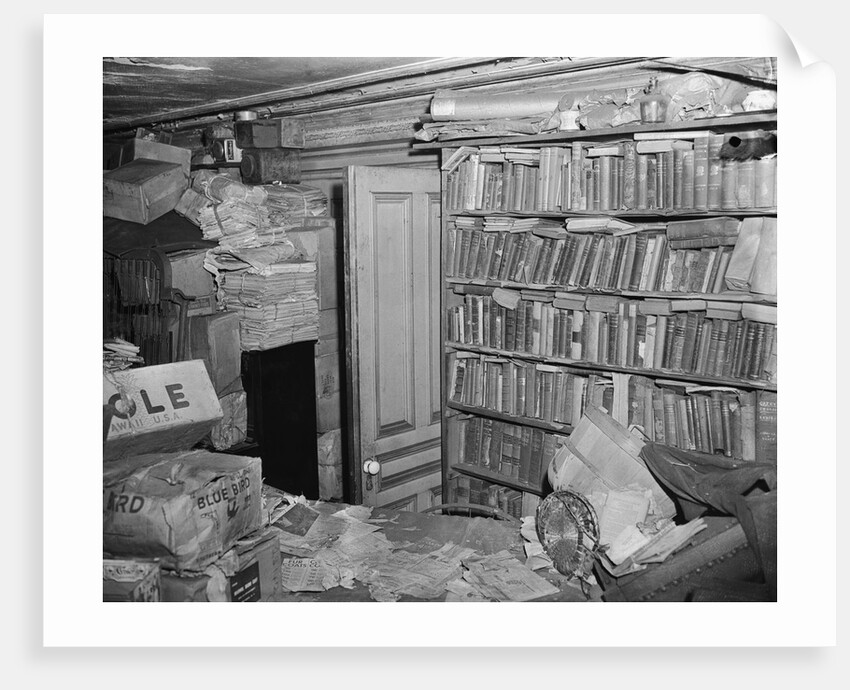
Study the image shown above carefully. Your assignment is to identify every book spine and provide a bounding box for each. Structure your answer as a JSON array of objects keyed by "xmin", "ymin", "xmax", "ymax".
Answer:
[
  {"xmin": 693, "ymin": 136, "xmax": 710, "ymax": 210},
  {"xmin": 646, "ymin": 155, "xmax": 658, "ymax": 210},
  {"xmin": 570, "ymin": 145, "xmax": 582, "ymax": 210},
  {"xmin": 737, "ymin": 159, "xmax": 756, "ymax": 209},
  {"xmin": 656, "ymin": 152, "xmax": 666, "ymax": 210},
  {"xmin": 664, "ymin": 150, "xmax": 675, "ymax": 210},
  {"xmin": 720, "ymin": 159, "xmax": 739, "ymax": 210},
  {"xmin": 623, "ymin": 142, "xmax": 637, "ymax": 209},
  {"xmin": 673, "ymin": 147, "xmax": 685, "ymax": 210},
  {"xmin": 636, "ymin": 153, "xmax": 648, "ymax": 210},
  {"xmin": 445, "ymin": 224, "xmax": 457, "ymax": 277},
  {"xmin": 755, "ymin": 156, "xmax": 777, "ymax": 208},
  {"xmin": 599, "ymin": 156, "xmax": 612, "ymax": 211},
  {"xmin": 755, "ymin": 390, "xmax": 778, "ymax": 463},
  {"xmin": 707, "ymin": 134, "xmax": 724, "ymax": 210},
  {"xmin": 628, "ymin": 233, "xmax": 648, "ymax": 291},
  {"xmin": 682, "ymin": 150, "xmax": 695, "ymax": 210}
]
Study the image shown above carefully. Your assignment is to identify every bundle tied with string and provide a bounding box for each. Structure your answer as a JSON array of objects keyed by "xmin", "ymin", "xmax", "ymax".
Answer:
[{"xmin": 195, "ymin": 173, "xmax": 327, "ymax": 350}]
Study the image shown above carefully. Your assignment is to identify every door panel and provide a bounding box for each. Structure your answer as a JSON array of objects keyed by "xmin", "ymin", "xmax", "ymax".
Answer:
[{"xmin": 344, "ymin": 165, "xmax": 441, "ymax": 508}]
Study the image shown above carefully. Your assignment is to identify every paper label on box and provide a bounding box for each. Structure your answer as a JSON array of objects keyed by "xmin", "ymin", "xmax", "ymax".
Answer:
[
  {"xmin": 229, "ymin": 561, "xmax": 261, "ymax": 602},
  {"xmin": 103, "ymin": 360, "xmax": 223, "ymax": 459}
]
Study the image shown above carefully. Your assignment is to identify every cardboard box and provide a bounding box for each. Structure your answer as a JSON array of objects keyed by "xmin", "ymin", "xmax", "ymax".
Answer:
[
  {"xmin": 160, "ymin": 528, "xmax": 282, "ymax": 602},
  {"xmin": 187, "ymin": 312, "xmax": 242, "ymax": 395},
  {"xmin": 103, "ymin": 159, "xmax": 188, "ymax": 225},
  {"xmin": 234, "ymin": 117, "xmax": 305, "ymax": 149},
  {"xmin": 173, "ymin": 187, "xmax": 212, "ymax": 227},
  {"xmin": 103, "ymin": 558, "xmax": 161, "ymax": 602},
  {"xmin": 103, "ymin": 360, "xmax": 223, "ymax": 461},
  {"xmin": 123, "ymin": 138, "xmax": 192, "ymax": 180},
  {"xmin": 315, "ymin": 351, "xmax": 341, "ymax": 432},
  {"xmin": 103, "ymin": 449, "xmax": 263, "ymax": 574},
  {"xmin": 166, "ymin": 248, "xmax": 216, "ymax": 298}
]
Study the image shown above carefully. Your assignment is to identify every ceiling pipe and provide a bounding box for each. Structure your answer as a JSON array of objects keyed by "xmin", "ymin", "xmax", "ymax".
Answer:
[
  {"xmin": 103, "ymin": 57, "xmax": 504, "ymax": 133},
  {"xmin": 104, "ymin": 56, "xmax": 664, "ymax": 135}
]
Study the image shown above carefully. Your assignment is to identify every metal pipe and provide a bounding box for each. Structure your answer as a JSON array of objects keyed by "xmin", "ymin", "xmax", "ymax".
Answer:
[{"xmin": 104, "ymin": 56, "xmax": 663, "ymax": 135}]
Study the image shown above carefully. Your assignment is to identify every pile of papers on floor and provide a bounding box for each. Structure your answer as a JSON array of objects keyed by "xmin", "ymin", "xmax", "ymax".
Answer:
[
  {"xmin": 194, "ymin": 173, "xmax": 326, "ymax": 350},
  {"xmin": 262, "ymin": 484, "xmax": 561, "ymax": 602},
  {"xmin": 546, "ymin": 405, "xmax": 707, "ymax": 577}
]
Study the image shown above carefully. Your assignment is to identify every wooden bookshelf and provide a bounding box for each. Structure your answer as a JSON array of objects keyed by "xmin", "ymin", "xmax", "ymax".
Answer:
[
  {"xmin": 446, "ymin": 278, "xmax": 777, "ymax": 304},
  {"xmin": 439, "ymin": 114, "xmax": 779, "ymax": 509},
  {"xmin": 446, "ymin": 342, "xmax": 778, "ymax": 392},
  {"xmin": 447, "ymin": 400, "xmax": 574, "ymax": 435},
  {"xmin": 416, "ymin": 111, "xmax": 777, "ymax": 149},
  {"xmin": 451, "ymin": 462, "xmax": 547, "ymax": 496}
]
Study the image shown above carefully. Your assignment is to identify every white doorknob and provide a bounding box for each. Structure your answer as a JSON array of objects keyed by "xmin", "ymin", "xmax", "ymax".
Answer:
[{"xmin": 363, "ymin": 459, "xmax": 381, "ymax": 476}]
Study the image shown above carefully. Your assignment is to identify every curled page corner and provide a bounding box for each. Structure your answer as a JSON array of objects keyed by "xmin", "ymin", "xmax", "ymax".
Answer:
[{"xmin": 765, "ymin": 14, "xmax": 826, "ymax": 69}]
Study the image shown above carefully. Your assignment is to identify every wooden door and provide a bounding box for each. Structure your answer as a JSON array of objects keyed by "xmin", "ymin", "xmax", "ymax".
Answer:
[{"xmin": 343, "ymin": 165, "xmax": 442, "ymax": 509}]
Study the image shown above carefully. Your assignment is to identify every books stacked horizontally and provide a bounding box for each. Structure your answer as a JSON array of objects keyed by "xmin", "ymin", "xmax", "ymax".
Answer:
[{"xmin": 198, "ymin": 173, "xmax": 328, "ymax": 350}]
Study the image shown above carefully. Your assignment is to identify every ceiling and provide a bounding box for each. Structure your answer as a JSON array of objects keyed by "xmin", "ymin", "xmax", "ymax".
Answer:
[{"xmin": 102, "ymin": 56, "xmax": 443, "ymax": 130}]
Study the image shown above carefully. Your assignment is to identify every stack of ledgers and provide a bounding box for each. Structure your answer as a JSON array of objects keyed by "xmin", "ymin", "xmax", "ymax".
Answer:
[{"xmin": 197, "ymin": 173, "xmax": 328, "ymax": 350}]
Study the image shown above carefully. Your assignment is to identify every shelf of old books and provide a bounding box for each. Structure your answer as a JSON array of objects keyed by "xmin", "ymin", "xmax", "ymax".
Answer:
[{"xmin": 439, "ymin": 120, "xmax": 778, "ymax": 509}]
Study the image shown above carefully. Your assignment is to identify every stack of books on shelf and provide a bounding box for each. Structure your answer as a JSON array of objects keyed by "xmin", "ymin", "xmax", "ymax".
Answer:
[
  {"xmin": 448, "ymin": 351, "xmax": 616, "ymax": 428},
  {"xmin": 450, "ymin": 474, "xmax": 524, "ymax": 518},
  {"xmin": 452, "ymin": 414, "xmax": 563, "ymax": 492},
  {"xmin": 623, "ymin": 377, "xmax": 777, "ymax": 464},
  {"xmin": 446, "ymin": 293, "xmax": 777, "ymax": 386},
  {"xmin": 446, "ymin": 216, "xmax": 776, "ymax": 299},
  {"xmin": 443, "ymin": 132, "xmax": 777, "ymax": 214}
]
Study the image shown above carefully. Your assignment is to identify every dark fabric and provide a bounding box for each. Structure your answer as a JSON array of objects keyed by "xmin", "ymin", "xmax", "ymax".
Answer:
[
  {"xmin": 640, "ymin": 443, "xmax": 776, "ymax": 519},
  {"xmin": 103, "ymin": 211, "xmax": 216, "ymax": 257},
  {"xmin": 639, "ymin": 443, "xmax": 777, "ymax": 594}
]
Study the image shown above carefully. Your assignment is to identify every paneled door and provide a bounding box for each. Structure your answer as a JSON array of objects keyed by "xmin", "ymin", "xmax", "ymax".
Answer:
[{"xmin": 343, "ymin": 166, "xmax": 442, "ymax": 509}]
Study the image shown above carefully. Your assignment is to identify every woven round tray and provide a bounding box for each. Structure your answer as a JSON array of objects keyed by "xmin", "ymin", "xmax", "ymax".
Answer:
[{"xmin": 536, "ymin": 490, "xmax": 600, "ymax": 581}]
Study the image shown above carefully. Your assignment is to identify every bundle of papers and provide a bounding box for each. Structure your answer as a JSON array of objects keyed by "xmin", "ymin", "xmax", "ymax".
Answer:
[
  {"xmin": 265, "ymin": 184, "xmax": 329, "ymax": 222},
  {"xmin": 103, "ymin": 338, "xmax": 144, "ymax": 372},
  {"xmin": 199, "ymin": 200, "xmax": 291, "ymax": 249},
  {"xmin": 216, "ymin": 261, "xmax": 319, "ymax": 350}
]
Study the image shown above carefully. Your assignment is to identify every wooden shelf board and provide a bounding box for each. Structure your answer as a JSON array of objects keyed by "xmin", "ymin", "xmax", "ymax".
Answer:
[
  {"xmin": 446, "ymin": 400, "xmax": 573, "ymax": 435},
  {"xmin": 444, "ymin": 279, "xmax": 777, "ymax": 305},
  {"xmin": 414, "ymin": 111, "xmax": 777, "ymax": 149},
  {"xmin": 449, "ymin": 463, "xmax": 547, "ymax": 496},
  {"xmin": 445, "ymin": 342, "xmax": 777, "ymax": 392},
  {"xmin": 447, "ymin": 208, "xmax": 776, "ymax": 219}
]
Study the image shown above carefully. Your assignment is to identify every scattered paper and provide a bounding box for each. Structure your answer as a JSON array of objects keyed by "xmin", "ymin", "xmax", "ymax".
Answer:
[
  {"xmin": 445, "ymin": 578, "xmax": 488, "ymax": 602},
  {"xmin": 462, "ymin": 550, "xmax": 559, "ymax": 602},
  {"xmin": 274, "ymin": 503, "xmax": 320, "ymax": 536},
  {"xmin": 281, "ymin": 558, "xmax": 326, "ymax": 592},
  {"xmin": 336, "ymin": 505, "xmax": 373, "ymax": 522},
  {"xmin": 597, "ymin": 489, "xmax": 651, "ymax": 547},
  {"xmin": 523, "ymin": 541, "xmax": 553, "ymax": 571}
]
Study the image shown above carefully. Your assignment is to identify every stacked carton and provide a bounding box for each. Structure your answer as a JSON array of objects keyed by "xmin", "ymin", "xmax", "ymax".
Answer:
[{"xmin": 103, "ymin": 360, "xmax": 281, "ymax": 602}]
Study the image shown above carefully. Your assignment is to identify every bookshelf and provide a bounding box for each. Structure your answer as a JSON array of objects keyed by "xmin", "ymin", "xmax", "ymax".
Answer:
[{"xmin": 437, "ymin": 112, "xmax": 778, "ymax": 515}]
